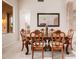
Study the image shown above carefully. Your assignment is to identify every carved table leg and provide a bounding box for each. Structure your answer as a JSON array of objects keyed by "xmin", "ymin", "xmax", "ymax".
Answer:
[
  {"xmin": 25, "ymin": 41, "xmax": 29, "ymax": 55},
  {"xmin": 65, "ymin": 40, "xmax": 70, "ymax": 54}
]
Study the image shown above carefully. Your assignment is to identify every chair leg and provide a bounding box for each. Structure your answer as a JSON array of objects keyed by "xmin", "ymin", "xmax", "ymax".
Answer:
[
  {"xmin": 42, "ymin": 49, "xmax": 44, "ymax": 59},
  {"xmin": 52, "ymin": 49, "xmax": 53, "ymax": 59},
  {"xmin": 32, "ymin": 48, "xmax": 34, "ymax": 59},
  {"xmin": 61, "ymin": 48, "xmax": 64, "ymax": 59},
  {"xmin": 21, "ymin": 43, "xmax": 24, "ymax": 51},
  {"xmin": 25, "ymin": 41, "xmax": 29, "ymax": 54},
  {"xmin": 71, "ymin": 44, "xmax": 73, "ymax": 50},
  {"xmin": 71, "ymin": 41, "xmax": 73, "ymax": 50}
]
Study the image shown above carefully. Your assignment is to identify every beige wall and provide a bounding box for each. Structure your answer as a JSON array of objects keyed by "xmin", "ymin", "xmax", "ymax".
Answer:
[
  {"xmin": 2, "ymin": 0, "xmax": 19, "ymax": 48},
  {"xmin": 19, "ymin": 0, "xmax": 68, "ymax": 32}
]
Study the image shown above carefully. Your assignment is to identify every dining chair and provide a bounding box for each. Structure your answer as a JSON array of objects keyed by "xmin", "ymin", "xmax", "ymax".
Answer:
[
  {"xmin": 51, "ymin": 30, "xmax": 65, "ymax": 59},
  {"xmin": 49, "ymin": 28, "xmax": 55, "ymax": 37},
  {"xmin": 30, "ymin": 30, "xmax": 44, "ymax": 59},
  {"xmin": 67, "ymin": 29, "xmax": 74, "ymax": 50},
  {"xmin": 40, "ymin": 28, "xmax": 44, "ymax": 31},
  {"xmin": 40, "ymin": 28, "xmax": 45, "ymax": 35},
  {"xmin": 50, "ymin": 28, "xmax": 54, "ymax": 32},
  {"xmin": 20, "ymin": 29, "xmax": 27, "ymax": 51}
]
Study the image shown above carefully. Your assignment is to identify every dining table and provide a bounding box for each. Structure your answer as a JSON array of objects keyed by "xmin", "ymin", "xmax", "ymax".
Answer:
[{"xmin": 26, "ymin": 34, "xmax": 70, "ymax": 54}]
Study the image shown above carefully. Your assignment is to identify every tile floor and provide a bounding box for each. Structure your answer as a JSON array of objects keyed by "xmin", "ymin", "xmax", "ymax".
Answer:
[{"xmin": 2, "ymin": 41, "xmax": 76, "ymax": 59}]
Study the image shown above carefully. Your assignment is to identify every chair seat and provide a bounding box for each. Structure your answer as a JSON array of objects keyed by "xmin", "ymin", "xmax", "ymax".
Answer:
[
  {"xmin": 32, "ymin": 42, "xmax": 44, "ymax": 51},
  {"xmin": 33, "ymin": 45, "xmax": 44, "ymax": 51},
  {"xmin": 52, "ymin": 45, "xmax": 63, "ymax": 48},
  {"xmin": 51, "ymin": 42, "xmax": 63, "ymax": 51},
  {"xmin": 33, "ymin": 42, "xmax": 43, "ymax": 46},
  {"xmin": 51, "ymin": 47, "xmax": 63, "ymax": 51},
  {"xmin": 33, "ymin": 47, "xmax": 44, "ymax": 51},
  {"xmin": 51, "ymin": 42, "xmax": 63, "ymax": 50},
  {"xmin": 52, "ymin": 42, "xmax": 63, "ymax": 46}
]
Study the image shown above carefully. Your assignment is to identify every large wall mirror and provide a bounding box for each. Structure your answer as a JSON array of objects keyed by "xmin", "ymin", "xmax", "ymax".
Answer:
[
  {"xmin": 37, "ymin": 13, "xmax": 60, "ymax": 27},
  {"xmin": 2, "ymin": 1, "xmax": 13, "ymax": 33}
]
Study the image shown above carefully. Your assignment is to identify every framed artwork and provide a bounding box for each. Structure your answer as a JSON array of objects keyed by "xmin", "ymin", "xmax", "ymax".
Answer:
[{"xmin": 37, "ymin": 13, "xmax": 60, "ymax": 27}]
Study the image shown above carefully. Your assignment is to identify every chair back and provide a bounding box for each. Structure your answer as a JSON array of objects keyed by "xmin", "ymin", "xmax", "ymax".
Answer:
[
  {"xmin": 40, "ymin": 28, "xmax": 45, "ymax": 35},
  {"xmin": 60, "ymin": 32, "xmax": 65, "ymax": 43},
  {"xmin": 51, "ymin": 30, "xmax": 65, "ymax": 42},
  {"xmin": 67, "ymin": 29, "xmax": 74, "ymax": 39},
  {"xmin": 30, "ymin": 30, "xmax": 44, "ymax": 47},
  {"xmin": 20, "ymin": 29, "xmax": 26, "ymax": 41}
]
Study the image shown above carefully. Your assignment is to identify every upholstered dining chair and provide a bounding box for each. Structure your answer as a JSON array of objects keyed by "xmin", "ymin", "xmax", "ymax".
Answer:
[
  {"xmin": 20, "ymin": 29, "xmax": 27, "ymax": 51},
  {"xmin": 30, "ymin": 30, "xmax": 44, "ymax": 59},
  {"xmin": 49, "ymin": 28, "xmax": 54, "ymax": 37},
  {"xmin": 50, "ymin": 28, "xmax": 54, "ymax": 32},
  {"xmin": 40, "ymin": 28, "xmax": 45, "ymax": 36},
  {"xmin": 67, "ymin": 29, "xmax": 74, "ymax": 50},
  {"xmin": 40, "ymin": 28, "xmax": 44, "ymax": 32},
  {"xmin": 51, "ymin": 30, "xmax": 65, "ymax": 59}
]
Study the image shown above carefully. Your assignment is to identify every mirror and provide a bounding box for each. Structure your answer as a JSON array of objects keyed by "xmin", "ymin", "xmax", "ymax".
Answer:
[{"xmin": 37, "ymin": 13, "xmax": 60, "ymax": 27}]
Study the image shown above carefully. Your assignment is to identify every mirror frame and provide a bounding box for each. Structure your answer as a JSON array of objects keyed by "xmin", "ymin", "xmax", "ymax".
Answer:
[{"xmin": 37, "ymin": 13, "xmax": 60, "ymax": 27}]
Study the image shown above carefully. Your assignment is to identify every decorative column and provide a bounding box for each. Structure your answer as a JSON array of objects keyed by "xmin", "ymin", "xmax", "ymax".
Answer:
[{"xmin": 66, "ymin": 0, "xmax": 74, "ymax": 29}]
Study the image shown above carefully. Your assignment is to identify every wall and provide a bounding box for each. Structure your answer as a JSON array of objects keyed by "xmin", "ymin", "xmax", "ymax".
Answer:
[
  {"xmin": 19, "ymin": 0, "xmax": 68, "ymax": 33},
  {"xmin": 2, "ymin": 0, "xmax": 19, "ymax": 48}
]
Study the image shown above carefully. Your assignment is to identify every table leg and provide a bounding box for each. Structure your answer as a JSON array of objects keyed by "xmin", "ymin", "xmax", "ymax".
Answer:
[
  {"xmin": 65, "ymin": 40, "xmax": 70, "ymax": 54},
  {"xmin": 44, "ymin": 39, "xmax": 51, "ymax": 51},
  {"xmin": 25, "ymin": 41, "xmax": 29, "ymax": 55}
]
